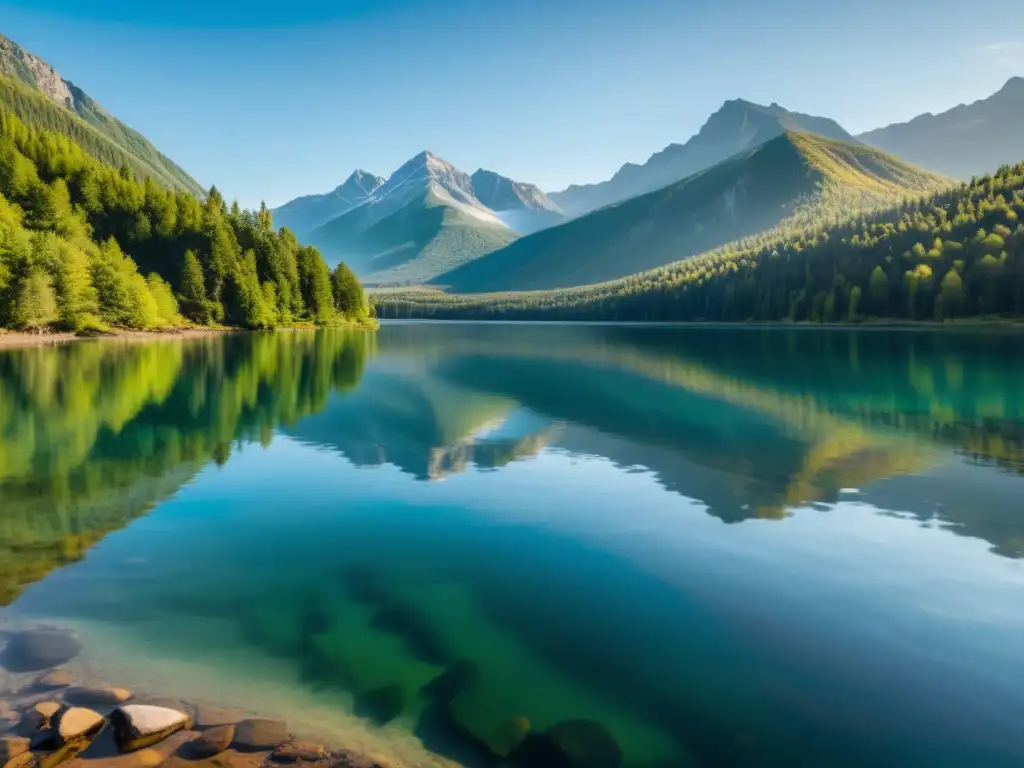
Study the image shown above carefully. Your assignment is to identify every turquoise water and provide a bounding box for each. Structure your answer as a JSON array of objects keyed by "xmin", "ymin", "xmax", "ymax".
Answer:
[{"xmin": 2, "ymin": 324, "xmax": 1024, "ymax": 766}]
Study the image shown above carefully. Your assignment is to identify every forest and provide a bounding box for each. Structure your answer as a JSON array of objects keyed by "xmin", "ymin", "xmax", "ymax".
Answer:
[
  {"xmin": 0, "ymin": 107, "xmax": 370, "ymax": 333},
  {"xmin": 377, "ymin": 161, "xmax": 1024, "ymax": 323}
]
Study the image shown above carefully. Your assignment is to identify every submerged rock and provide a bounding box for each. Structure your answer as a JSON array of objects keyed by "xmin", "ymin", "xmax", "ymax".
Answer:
[
  {"xmin": 64, "ymin": 686, "xmax": 132, "ymax": 707},
  {"xmin": 512, "ymin": 719, "xmax": 623, "ymax": 768},
  {"xmin": 0, "ymin": 631, "xmax": 82, "ymax": 673},
  {"xmin": 110, "ymin": 704, "xmax": 191, "ymax": 752},
  {"xmin": 420, "ymin": 659, "xmax": 480, "ymax": 705},
  {"xmin": 188, "ymin": 724, "xmax": 235, "ymax": 758},
  {"xmin": 231, "ymin": 718, "xmax": 288, "ymax": 751},
  {"xmin": 353, "ymin": 685, "xmax": 405, "ymax": 725},
  {"xmin": 16, "ymin": 702, "xmax": 62, "ymax": 736},
  {"xmin": 323, "ymin": 749, "xmax": 397, "ymax": 768},
  {"xmin": 193, "ymin": 705, "xmax": 244, "ymax": 729},
  {"xmin": 487, "ymin": 716, "xmax": 532, "ymax": 758},
  {"xmin": 369, "ymin": 603, "xmax": 451, "ymax": 666},
  {"xmin": 35, "ymin": 670, "xmax": 73, "ymax": 690},
  {"xmin": 270, "ymin": 740, "xmax": 326, "ymax": 763}
]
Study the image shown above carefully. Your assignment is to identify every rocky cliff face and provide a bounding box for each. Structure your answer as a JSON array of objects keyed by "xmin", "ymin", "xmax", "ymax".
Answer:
[{"xmin": 0, "ymin": 33, "xmax": 78, "ymax": 111}]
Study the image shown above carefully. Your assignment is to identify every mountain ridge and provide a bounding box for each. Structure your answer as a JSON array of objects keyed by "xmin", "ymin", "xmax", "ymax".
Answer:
[
  {"xmin": 550, "ymin": 98, "xmax": 858, "ymax": 216},
  {"xmin": 434, "ymin": 131, "xmax": 949, "ymax": 293},
  {"xmin": 857, "ymin": 76, "xmax": 1024, "ymax": 179}
]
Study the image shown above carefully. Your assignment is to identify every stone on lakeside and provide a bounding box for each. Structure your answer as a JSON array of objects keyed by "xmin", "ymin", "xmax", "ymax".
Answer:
[
  {"xmin": 231, "ymin": 719, "xmax": 288, "ymax": 752},
  {"xmin": 52, "ymin": 707, "xmax": 106, "ymax": 746},
  {"xmin": 67, "ymin": 729, "xmax": 196, "ymax": 768},
  {"xmin": 63, "ymin": 687, "xmax": 132, "ymax": 708},
  {"xmin": 109, "ymin": 705, "xmax": 191, "ymax": 753},
  {"xmin": 270, "ymin": 740, "xmax": 326, "ymax": 763},
  {"xmin": 187, "ymin": 725, "xmax": 235, "ymax": 758},
  {"xmin": 0, "ymin": 632, "xmax": 82, "ymax": 673}
]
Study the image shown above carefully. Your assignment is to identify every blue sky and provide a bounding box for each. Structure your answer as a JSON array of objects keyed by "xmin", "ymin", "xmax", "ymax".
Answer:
[{"xmin": 2, "ymin": 0, "xmax": 1022, "ymax": 209}]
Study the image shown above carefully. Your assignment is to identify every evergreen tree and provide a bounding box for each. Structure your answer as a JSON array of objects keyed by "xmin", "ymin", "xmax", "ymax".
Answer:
[
  {"xmin": 331, "ymin": 261, "xmax": 368, "ymax": 319},
  {"xmin": 178, "ymin": 250, "xmax": 211, "ymax": 324},
  {"xmin": 14, "ymin": 268, "xmax": 57, "ymax": 332}
]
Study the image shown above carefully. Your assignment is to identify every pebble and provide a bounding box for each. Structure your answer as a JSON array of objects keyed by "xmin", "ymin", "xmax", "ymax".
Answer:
[
  {"xmin": 271, "ymin": 741, "xmax": 326, "ymax": 763},
  {"xmin": 187, "ymin": 725, "xmax": 234, "ymax": 758},
  {"xmin": 231, "ymin": 719, "xmax": 288, "ymax": 752}
]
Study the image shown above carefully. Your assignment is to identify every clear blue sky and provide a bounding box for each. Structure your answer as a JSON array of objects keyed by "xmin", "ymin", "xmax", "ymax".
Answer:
[{"xmin": 2, "ymin": 0, "xmax": 1021, "ymax": 209}]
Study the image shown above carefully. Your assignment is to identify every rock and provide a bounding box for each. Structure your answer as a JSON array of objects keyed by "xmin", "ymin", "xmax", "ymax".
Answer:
[
  {"xmin": 52, "ymin": 707, "xmax": 105, "ymax": 746},
  {"xmin": 16, "ymin": 702, "xmax": 62, "ymax": 736},
  {"xmin": 231, "ymin": 719, "xmax": 287, "ymax": 752},
  {"xmin": 270, "ymin": 740, "xmax": 325, "ymax": 763},
  {"xmin": 64, "ymin": 686, "xmax": 132, "ymax": 707},
  {"xmin": 193, "ymin": 705, "xmax": 243, "ymax": 729},
  {"xmin": 109, "ymin": 705, "xmax": 191, "ymax": 752},
  {"xmin": 420, "ymin": 659, "xmax": 480, "ymax": 704},
  {"xmin": 323, "ymin": 750, "xmax": 397, "ymax": 768},
  {"xmin": 3, "ymin": 751, "xmax": 37, "ymax": 768},
  {"xmin": 353, "ymin": 685, "xmax": 405, "ymax": 725},
  {"xmin": 0, "ymin": 631, "xmax": 82, "ymax": 673},
  {"xmin": 76, "ymin": 729, "xmax": 196, "ymax": 768},
  {"xmin": 0, "ymin": 736, "xmax": 30, "ymax": 762},
  {"xmin": 129, "ymin": 699, "xmax": 195, "ymax": 721},
  {"xmin": 35, "ymin": 670, "xmax": 73, "ymax": 690},
  {"xmin": 0, "ymin": 703, "xmax": 19, "ymax": 733},
  {"xmin": 369, "ymin": 603, "xmax": 450, "ymax": 665},
  {"xmin": 186, "ymin": 724, "xmax": 234, "ymax": 758},
  {"xmin": 512, "ymin": 719, "xmax": 622, "ymax": 768},
  {"xmin": 486, "ymin": 716, "xmax": 532, "ymax": 758}
]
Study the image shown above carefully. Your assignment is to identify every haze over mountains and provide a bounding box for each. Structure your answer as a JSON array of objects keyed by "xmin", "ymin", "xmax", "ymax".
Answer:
[
  {"xmin": 857, "ymin": 76, "xmax": 1024, "ymax": 180},
  {"xmin": 549, "ymin": 99, "xmax": 859, "ymax": 217}
]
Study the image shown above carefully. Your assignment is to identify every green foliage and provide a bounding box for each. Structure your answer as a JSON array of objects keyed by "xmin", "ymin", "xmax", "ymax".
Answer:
[
  {"xmin": 376, "ymin": 161, "xmax": 1024, "ymax": 324},
  {"xmin": 331, "ymin": 261, "xmax": 368, "ymax": 318},
  {"xmin": 13, "ymin": 268, "xmax": 57, "ymax": 331},
  {"xmin": 0, "ymin": 108, "xmax": 369, "ymax": 331}
]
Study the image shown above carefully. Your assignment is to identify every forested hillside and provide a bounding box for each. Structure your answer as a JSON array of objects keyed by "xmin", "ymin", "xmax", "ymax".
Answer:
[
  {"xmin": 0, "ymin": 36, "xmax": 203, "ymax": 194},
  {"xmin": 0, "ymin": 109, "xmax": 370, "ymax": 333},
  {"xmin": 377, "ymin": 161, "xmax": 1024, "ymax": 323}
]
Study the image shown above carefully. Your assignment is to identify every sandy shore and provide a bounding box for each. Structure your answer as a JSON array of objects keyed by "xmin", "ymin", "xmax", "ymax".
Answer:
[{"xmin": 0, "ymin": 328, "xmax": 238, "ymax": 350}]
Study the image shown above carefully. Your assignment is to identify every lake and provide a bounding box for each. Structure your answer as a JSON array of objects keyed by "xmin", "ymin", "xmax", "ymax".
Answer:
[{"xmin": 1, "ymin": 323, "xmax": 1023, "ymax": 767}]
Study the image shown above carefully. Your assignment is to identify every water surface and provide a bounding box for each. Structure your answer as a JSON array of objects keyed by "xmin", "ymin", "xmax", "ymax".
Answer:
[{"xmin": 1, "ymin": 324, "xmax": 1023, "ymax": 767}]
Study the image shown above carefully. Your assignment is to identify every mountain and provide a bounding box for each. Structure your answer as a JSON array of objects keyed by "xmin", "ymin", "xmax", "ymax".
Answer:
[
  {"xmin": 470, "ymin": 169, "xmax": 565, "ymax": 234},
  {"xmin": 858, "ymin": 77, "xmax": 1024, "ymax": 180},
  {"xmin": 433, "ymin": 132, "xmax": 948, "ymax": 293},
  {"xmin": 550, "ymin": 99, "xmax": 859, "ymax": 217},
  {"xmin": 272, "ymin": 170, "xmax": 384, "ymax": 236},
  {"xmin": 0, "ymin": 33, "xmax": 203, "ymax": 195},
  {"xmin": 309, "ymin": 151, "xmax": 518, "ymax": 284}
]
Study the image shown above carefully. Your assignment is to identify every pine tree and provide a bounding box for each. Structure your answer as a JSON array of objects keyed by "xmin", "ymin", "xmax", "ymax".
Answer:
[
  {"xmin": 14, "ymin": 268, "xmax": 57, "ymax": 332},
  {"xmin": 331, "ymin": 261, "xmax": 367, "ymax": 319},
  {"xmin": 178, "ymin": 250, "xmax": 211, "ymax": 324}
]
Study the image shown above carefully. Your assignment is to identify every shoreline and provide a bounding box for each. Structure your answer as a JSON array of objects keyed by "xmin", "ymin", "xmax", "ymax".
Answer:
[
  {"xmin": 0, "ymin": 620, "xmax": 458, "ymax": 768},
  {"xmin": 0, "ymin": 322, "xmax": 378, "ymax": 351}
]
